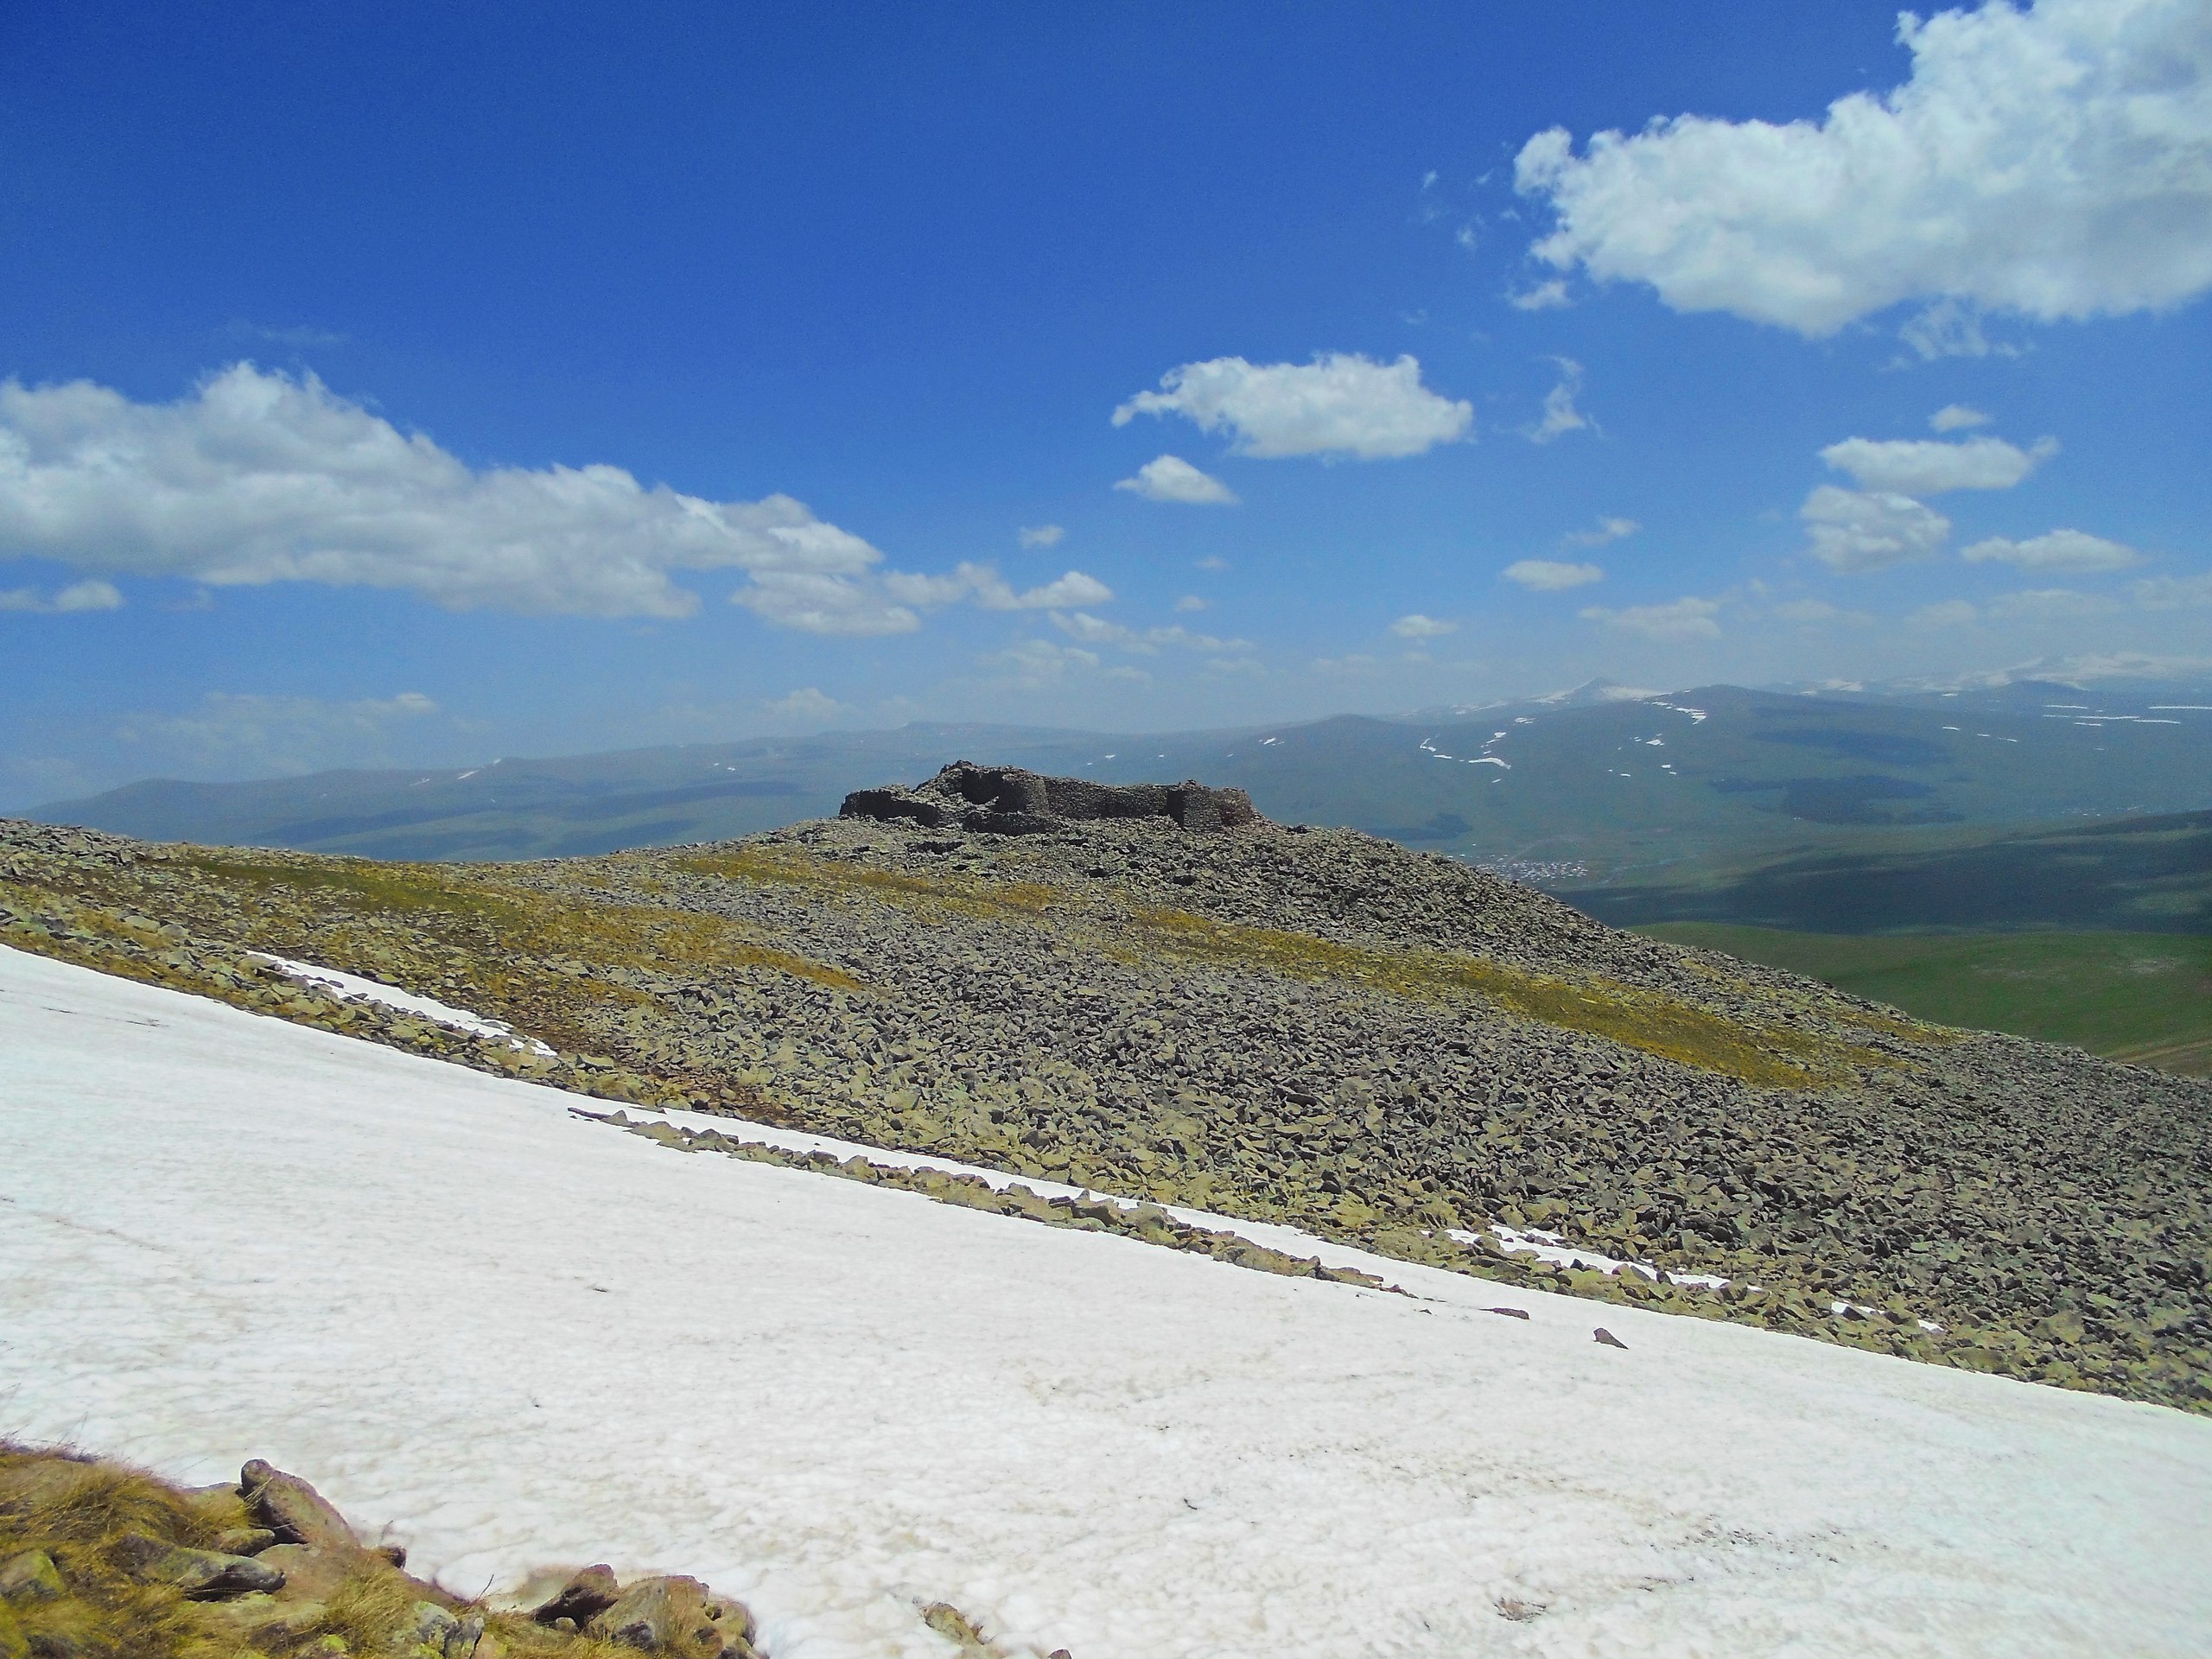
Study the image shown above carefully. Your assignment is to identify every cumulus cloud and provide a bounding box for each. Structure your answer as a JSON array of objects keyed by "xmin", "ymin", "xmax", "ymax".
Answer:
[
  {"xmin": 1017, "ymin": 524, "xmax": 1065, "ymax": 550},
  {"xmin": 1527, "ymin": 358, "xmax": 1593, "ymax": 444},
  {"xmin": 733, "ymin": 560, "xmax": 1109, "ymax": 637},
  {"xmin": 1910, "ymin": 599, "xmax": 1982, "ymax": 627},
  {"xmin": 1389, "ymin": 613, "xmax": 1459, "ymax": 638},
  {"xmin": 1774, "ymin": 598, "xmax": 1872, "ymax": 624},
  {"xmin": 760, "ymin": 687, "xmax": 851, "ymax": 724},
  {"xmin": 1580, "ymin": 595, "xmax": 1722, "ymax": 641},
  {"xmin": 114, "ymin": 690, "xmax": 441, "ymax": 775},
  {"xmin": 0, "ymin": 364, "xmax": 1008, "ymax": 634},
  {"xmin": 2131, "ymin": 569, "xmax": 2212, "ymax": 608},
  {"xmin": 1989, "ymin": 586, "xmax": 2123, "ymax": 618},
  {"xmin": 881, "ymin": 562, "xmax": 1113, "ymax": 613},
  {"xmin": 1113, "ymin": 353, "xmax": 1471, "ymax": 460},
  {"xmin": 1801, "ymin": 485, "xmax": 1953, "ymax": 573},
  {"xmin": 732, "ymin": 571, "xmax": 922, "ymax": 636},
  {"xmin": 1563, "ymin": 515, "xmax": 1638, "ymax": 548},
  {"xmin": 1113, "ymin": 454, "xmax": 1239, "ymax": 505},
  {"xmin": 1820, "ymin": 434, "xmax": 2054, "ymax": 494},
  {"xmin": 982, "ymin": 639, "xmax": 1103, "ymax": 687},
  {"xmin": 0, "ymin": 578, "xmax": 123, "ymax": 613},
  {"xmin": 1048, "ymin": 611, "xmax": 1250, "ymax": 653},
  {"xmin": 1961, "ymin": 528, "xmax": 2143, "ymax": 571},
  {"xmin": 1514, "ymin": 0, "xmax": 2212, "ymax": 335},
  {"xmin": 1195, "ymin": 555, "xmax": 1230, "ymax": 571},
  {"xmin": 1173, "ymin": 594, "xmax": 1209, "ymax": 612},
  {"xmin": 1930, "ymin": 404, "xmax": 1993, "ymax": 432},
  {"xmin": 1508, "ymin": 279, "xmax": 1573, "ymax": 311},
  {"xmin": 1503, "ymin": 558, "xmax": 1604, "ymax": 590}
]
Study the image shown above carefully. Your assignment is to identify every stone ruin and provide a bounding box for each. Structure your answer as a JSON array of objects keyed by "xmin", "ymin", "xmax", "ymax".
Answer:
[{"xmin": 841, "ymin": 760, "xmax": 1262, "ymax": 836}]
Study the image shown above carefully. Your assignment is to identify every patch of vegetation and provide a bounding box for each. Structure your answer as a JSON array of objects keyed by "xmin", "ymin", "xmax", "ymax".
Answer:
[
  {"xmin": 676, "ymin": 847, "xmax": 1070, "ymax": 925},
  {"xmin": 1133, "ymin": 907, "xmax": 1889, "ymax": 1088},
  {"xmin": 1641, "ymin": 925, "xmax": 2212, "ymax": 1077},
  {"xmin": 0, "ymin": 1445, "xmax": 733, "ymax": 1659}
]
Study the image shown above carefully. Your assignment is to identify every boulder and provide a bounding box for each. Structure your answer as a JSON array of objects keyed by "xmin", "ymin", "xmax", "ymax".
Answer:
[
  {"xmin": 188, "ymin": 1592, "xmax": 329, "ymax": 1650},
  {"xmin": 240, "ymin": 1460, "xmax": 359, "ymax": 1554},
  {"xmin": 591, "ymin": 1574, "xmax": 728, "ymax": 1655},
  {"xmin": 113, "ymin": 1534, "xmax": 286, "ymax": 1599},
  {"xmin": 0, "ymin": 1551, "xmax": 62, "ymax": 1604},
  {"xmin": 532, "ymin": 1564, "xmax": 620, "ymax": 1627}
]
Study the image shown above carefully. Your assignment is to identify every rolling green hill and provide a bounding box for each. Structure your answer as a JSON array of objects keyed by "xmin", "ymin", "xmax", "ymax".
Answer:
[{"xmin": 1637, "ymin": 925, "xmax": 2212, "ymax": 1077}]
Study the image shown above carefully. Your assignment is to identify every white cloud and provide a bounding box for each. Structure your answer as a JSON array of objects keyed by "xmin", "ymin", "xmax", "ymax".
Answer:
[
  {"xmin": 1820, "ymin": 434, "xmax": 2054, "ymax": 494},
  {"xmin": 882, "ymin": 561, "xmax": 1114, "ymax": 613},
  {"xmin": 1016, "ymin": 524, "xmax": 1065, "ymax": 550},
  {"xmin": 1047, "ymin": 611, "xmax": 1250, "ymax": 653},
  {"xmin": 760, "ymin": 687, "xmax": 851, "ymax": 724},
  {"xmin": 1113, "ymin": 454, "xmax": 1240, "ymax": 505},
  {"xmin": 1148, "ymin": 624, "xmax": 1250, "ymax": 652},
  {"xmin": 1989, "ymin": 586, "xmax": 2123, "ymax": 618},
  {"xmin": 1580, "ymin": 595, "xmax": 1722, "ymax": 641},
  {"xmin": 1173, "ymin": 594, "xmax": 1209, "ymax": 613},
  {"xmin": 0, "ymin": 578, "xmax": 123, "ymax": 613},
  {"xmin": 732, "ymin": 561, "xmax": 1109, "ymax": 637},
  {"xmin": 1961, "ymin": 528, "xmax": 2143, "ymax": 571},
  {"xmin": 982, "ymin": 639, "xmax": 1101, "ymax": 687},
  {"xmin": 1113, "ymin": 353, "xmax": 1471, "ymax": 460},
  {"xmin": 1528, "ymin": 357, "xmax": 1593, "ymax": 444},
  {"xmin": 1508, "ymin": 279, "xmax": 1572, "ymax": 311},
  {"xmin": 1909, "ymin": 599, "xmax": 1982, "ymax": 627},
  {"xmin": 1389, "ymin": 613, "xmax": 1459, "ymax": 638},
  {"xmin": 0, "ymin": 365, "xmax": 929, "ymax": 626},
  {"xmin": 1514, "ymin": 0, "xmax": 2212, "ymax": 334},
  {"xmin": 1050, "ymin": 610, "xmax": 1129, "ymax": 645},
  {"xmin": 1930, "ymin": 404, "xmax": 1993, "ymax": 432},
  {"xmin": 1503, "ymin": 558, "xmax": 1605, "ymax": 590},
  {"xmin": 1897, "ymin": 298, "xmax": 2028, "ymax": 360},
  {"xmin": 1801, "ymin": 485, "xmax": 1952, "ymax": 573},
  {"xmin": 1563, "ymin": 515, "xmax": 1638, "ymax": 548},
  {"xmin": 1195, "ymin": 555, "xmax": 1230, "ymax": 571},
  {"xmin": 114, "ymin": 690, "xmax": 442, "ymax": 775},
  {"xmin": 732, "ymin": 571, "xmax": 920, "ymax": 636},
  {"xmin": 2131, "ymin": 569, "xmax": 2212, "ymax": 608},
  {"xmin": 1774, "ymin": 598, "xmax": 1872, "ymax": 624}
]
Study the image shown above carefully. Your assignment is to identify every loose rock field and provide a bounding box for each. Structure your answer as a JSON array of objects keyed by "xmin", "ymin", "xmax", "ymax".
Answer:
[{"xmin": 4, "ymin": 774, "xmax": 2207, "ymax": 1414}]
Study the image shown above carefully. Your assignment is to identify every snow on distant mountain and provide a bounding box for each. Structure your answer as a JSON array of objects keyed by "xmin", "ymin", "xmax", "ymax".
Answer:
[{"xmin": 4, "ymin": 944, "xmax": 2209, "ymax": 1658}]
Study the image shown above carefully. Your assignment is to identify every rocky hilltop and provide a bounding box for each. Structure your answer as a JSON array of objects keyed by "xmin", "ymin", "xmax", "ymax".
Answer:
[
  {"xmin": 3, "ymin": 763, "xmax": 2208, "ymax": 1413},
  {"xmin": 842, "ymin": 760, "xmax": 1262, "ymax": 836}
]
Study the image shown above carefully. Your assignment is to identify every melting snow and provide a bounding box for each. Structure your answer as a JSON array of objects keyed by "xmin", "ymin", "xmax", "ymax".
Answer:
[
  {"xmin": 250, "ymin": 954, "xmax": 555, "ymax": 1057},
  {"xmin": 5, "ymin": 946, "xmax": 2211, "ymax": 1657}
]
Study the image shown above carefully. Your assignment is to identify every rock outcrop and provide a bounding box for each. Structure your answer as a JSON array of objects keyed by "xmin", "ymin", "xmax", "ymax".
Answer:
[
  {"xmin": 842, "ymin": 761, "xmax": 1260, "ymax": 836},
  {"xmin": 0, "ymin": 1446, "xmax": 766, "ymax": 1658}
]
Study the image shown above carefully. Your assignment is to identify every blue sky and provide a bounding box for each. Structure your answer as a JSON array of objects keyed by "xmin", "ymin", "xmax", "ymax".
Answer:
[{"xmin": 3, "ymin": 0, "xmax": 2208, "ymax": 803}]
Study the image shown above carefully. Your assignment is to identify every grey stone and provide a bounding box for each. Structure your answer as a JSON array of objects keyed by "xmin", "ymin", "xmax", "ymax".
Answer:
[
  {"xmin": 533, "ymin": 1563, "xmax": 620, "ymax": 1627},
  {"xmin": 0, "ymin": 1551, "xmax": 62, "ymax": 1604},
  {"xmin": 114, "ymin": 1533, "xmax": 287, "ymax": 1599},
  {"xmin": 240, "ymin": 1459, "xmax": 359, "ymax": 1554}
]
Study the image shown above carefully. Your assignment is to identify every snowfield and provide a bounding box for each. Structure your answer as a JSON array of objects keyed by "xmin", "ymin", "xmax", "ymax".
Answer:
[{"xmin": 3, "ymin": 945, "xmax": 2209, "ymax": 1658}]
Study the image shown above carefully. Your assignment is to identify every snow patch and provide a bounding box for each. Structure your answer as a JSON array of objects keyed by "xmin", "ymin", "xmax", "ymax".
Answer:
[
  {"xmin": 3, "ymin": 946, "xmax": 2209, "ymax": 1657},
  {"xmin": 250, "ymin": 953, "xmax": 555, "ymax": 1056}
]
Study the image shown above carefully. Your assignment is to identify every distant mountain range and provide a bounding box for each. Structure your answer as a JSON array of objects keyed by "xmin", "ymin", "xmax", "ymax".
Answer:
[{"xmin": 29, "ymin": 679, "xmax": 2212, "ymax": 883}]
